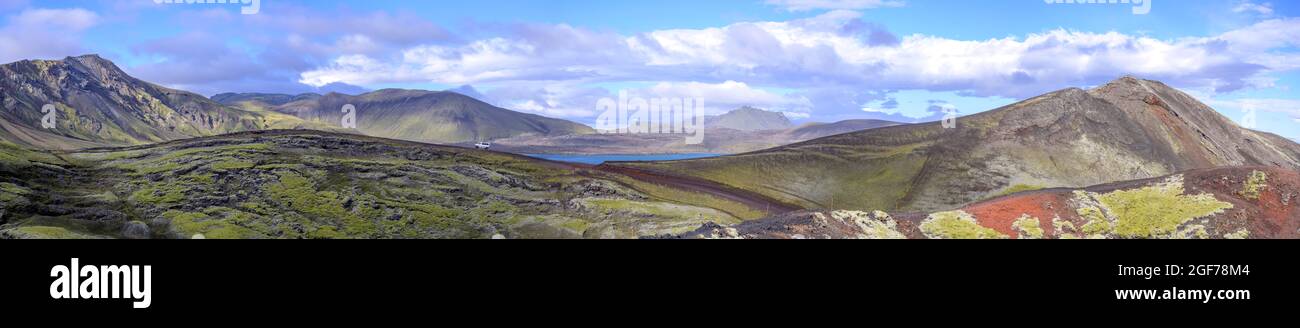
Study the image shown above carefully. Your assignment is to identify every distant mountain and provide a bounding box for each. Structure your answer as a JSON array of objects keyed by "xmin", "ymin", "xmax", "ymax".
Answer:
[
  {"xmin": 0, "ymin": 55, "xmax": 314, "ymax": 149},
  {"xmin": 492, "ymin": 117, "xmax": 902, "ymax": 155},
  {"xmin": 622, "ymin": 76, "xmax": 1300, "ymax": 213},
  {"xmin": 212, "ymin": 92, "xmax": 322, "ymax": 107},
  {"xmin": 272, "ymin": 89, "xmax": 595, "ymax": 143},
  {"xmin": 705, "ymin": 107, "xmax": 794, "ymax": 131},
  {"xmin": 673, "ymin": 166, "xmax": 1298, "ymax": 239}
]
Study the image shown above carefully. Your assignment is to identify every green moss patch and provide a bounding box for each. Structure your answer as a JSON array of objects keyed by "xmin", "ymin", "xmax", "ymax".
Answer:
[
  {"xmin": 210, "ymin": 160, "xmax": 255, "ymax": 171},
  {"xmin": 130, "ymin": 184, "xmax": 186, "ymax": 204},
  {"xmin": 165, "ymin": 211, "xmax": 261, "ymax": 239},
  {"xmin": 998, "ymin": 184, "xmax": 1044, "ymax": 197},
  {"xmin": 1096, "ymin": 176, "xmax": 1233, "ymax": 239},
  {"xmin": 6, "ymin": 226, "xmax": 100, "ymax": 239},
  {"xmin": 1012, "ymin": 215, "xmax": 1044, "ymax": 239},
  {"xmin": 919, "ymin": 210, "xmax": 1008, "ymax": 239},
  {"xmin": 1240, "ymin": 170, "xmax": 1267, "ymax": 200}
]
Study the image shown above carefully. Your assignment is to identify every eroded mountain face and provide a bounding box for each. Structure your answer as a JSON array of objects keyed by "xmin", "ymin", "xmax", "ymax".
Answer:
[
  {"xmin": 672, "ymin": 167, "xmax": 1298, "ymax": 240},
  {"xmin": 0, "ymin": 55, "xmax": 312, "ymax": 150},
  {"xmin": 625, "ymin": 76, "xmax": 1300, "ymax": 213}
]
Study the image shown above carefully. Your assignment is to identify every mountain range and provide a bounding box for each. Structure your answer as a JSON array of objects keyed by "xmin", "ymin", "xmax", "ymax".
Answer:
[
  {"xmin": 228, "ymin": 89, "xmax": 595, "ymax": 143},
  {"xmin": 1, "ymin": 55, "xmax": 896, "ymax": 153},
  {"xmin": 0, "ymin": 55, "xmax": 1296, "ymax": 239},
  {"xmin": 0, "ymin": 55, "xmax": 596, "ymax": 150},
  {"xmin": 491, "ymin": 108, "xmax": 900, "ymax": 154},
  {"xmin": 211, "ymin": 92, "xmax": 323, "ymax": 107}
]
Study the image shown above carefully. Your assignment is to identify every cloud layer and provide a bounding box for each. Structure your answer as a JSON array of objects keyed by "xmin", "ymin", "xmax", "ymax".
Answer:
[
  {"xmin": 293, "ymin": 9, "xmax": 1300, "ymax": 121},
  {"xmin": 5, "ymin": 1, "xmax": 1299, "ymax": 135},
  {"xmin": 765, "ymin": 0, "xmax": 905, "ymax": 12},
  {"xmin": 0, "ymin": 8, "xmax": 98, "ymax": 64}
]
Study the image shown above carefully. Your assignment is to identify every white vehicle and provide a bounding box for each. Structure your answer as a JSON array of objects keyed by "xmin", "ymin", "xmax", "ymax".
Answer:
[{"xmin": 474, "ymin": 142, "xmax": 492, "ymax": 150}]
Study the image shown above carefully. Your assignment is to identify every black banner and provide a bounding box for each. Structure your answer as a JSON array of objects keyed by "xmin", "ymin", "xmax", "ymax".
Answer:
[{"xmin": 0, "ymin": 240, "xmax": 1290, "ymax": 321}]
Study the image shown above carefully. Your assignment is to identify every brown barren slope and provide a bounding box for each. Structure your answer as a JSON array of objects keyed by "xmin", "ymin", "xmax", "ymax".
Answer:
[{"xmin": 625, "ymin": 76, "xmax": 1300, "ymax": 213}]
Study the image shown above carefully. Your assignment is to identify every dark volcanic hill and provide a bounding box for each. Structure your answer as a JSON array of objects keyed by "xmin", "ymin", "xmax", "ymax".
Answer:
[
  {"xmin": 623, "ymin": 76, "xmax": 1300, "ymax": 212},
  {"xmin": 0, "ymin": 55, "xmax": 313, "ymax": 149},
  {"xmin": 672, "ymin": 167, "xmax": 1298, "ymax": 239},
  {"xmin": 272, "ymin": 89, "xmax": 595, "ymax": 143}
]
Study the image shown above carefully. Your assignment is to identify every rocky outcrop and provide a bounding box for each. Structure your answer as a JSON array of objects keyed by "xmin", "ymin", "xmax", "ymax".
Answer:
[{"xmin": 672, "ymin": 167, "xmax": 1300, "ymax": 239}]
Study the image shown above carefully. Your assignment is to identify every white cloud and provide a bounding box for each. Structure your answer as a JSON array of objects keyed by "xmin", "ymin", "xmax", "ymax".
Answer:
[
  {"xmin": 0, "ymin": 8, "xmax": 98, "ymax": 63},
  {"xmin": 766, "ymin": 0, "xmax": 904, "ymax": 12},
  {"xmin": 309, "ymin": 13, "xmax": 1300, "ymax": 93},
  {"xmin": 486, "ymin": 81, "xmax": 609, "ymax": 118},
  {"xmin": 481, "ymin": 80, "xmax": 812, "ymax": 123},
  {"xmin": 1205, "ymin": 97, "xmax": 1300, "ymax": 117},
  {"xmin": 642, "ymin": 80, "xmax": 812, "ymax": 114},
  {"xmin": 1201, "ymin": 96, "xmax": 1300, "ymax": 131},
  {"xmin": 1233, "ymin": 1, "xmax": 1274, "ymax": 16}
]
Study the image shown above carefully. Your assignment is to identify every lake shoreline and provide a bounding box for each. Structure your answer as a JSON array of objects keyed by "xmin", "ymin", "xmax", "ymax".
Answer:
[{"xmin": 521, "ymin": 153, "xmax": 723, "ymax": 165}]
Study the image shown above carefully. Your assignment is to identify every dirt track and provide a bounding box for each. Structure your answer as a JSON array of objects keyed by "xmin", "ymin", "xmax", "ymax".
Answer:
[{"xmin": 592, "ymin": 164, "xmax": 801, "ymax": 215}]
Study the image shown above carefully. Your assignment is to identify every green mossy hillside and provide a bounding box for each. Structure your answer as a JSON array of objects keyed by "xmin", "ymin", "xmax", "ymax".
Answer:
[{"xmin": 0, "ymin": 131, "xmax": 744, "ymax": 239}]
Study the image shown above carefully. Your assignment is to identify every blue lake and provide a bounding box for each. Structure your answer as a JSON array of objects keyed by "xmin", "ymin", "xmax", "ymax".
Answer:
[{"xmin": 524, "ymin": 153, "xmax": 722, "ymax": 165}]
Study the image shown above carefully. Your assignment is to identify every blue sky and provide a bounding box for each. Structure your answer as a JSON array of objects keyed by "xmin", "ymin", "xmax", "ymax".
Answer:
[{"xmin": 1, "ymin": 0, "xmax": 1297, "ymax": 140}]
